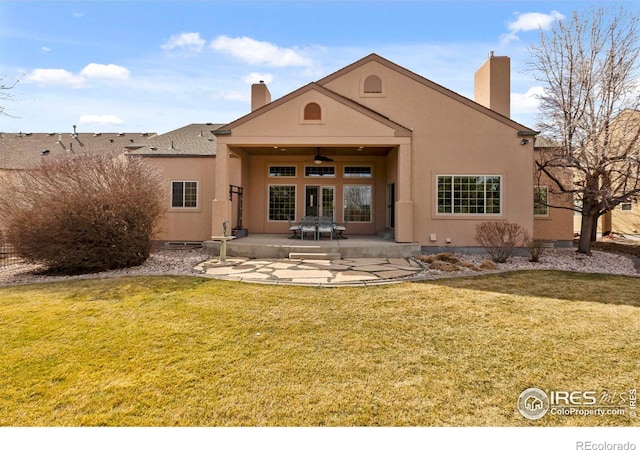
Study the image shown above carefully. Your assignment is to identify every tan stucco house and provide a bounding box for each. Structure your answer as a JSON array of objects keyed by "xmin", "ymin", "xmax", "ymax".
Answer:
[
  {"xmin": 126, "ymin": 53, "xmax": 573, "ymax": 249},
  {"xmin": 1, "ymin": 53, "xmax": 575, "ymax": 250}
]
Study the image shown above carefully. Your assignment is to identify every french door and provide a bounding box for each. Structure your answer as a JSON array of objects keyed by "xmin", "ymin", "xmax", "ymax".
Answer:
[{"xmin": 305, "ymin": 186, "xmax": 334, "ymax": 219}]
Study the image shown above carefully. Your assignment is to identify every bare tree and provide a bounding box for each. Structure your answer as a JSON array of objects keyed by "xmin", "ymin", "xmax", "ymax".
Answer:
[
  {"xmin": 528, "ymin": 5, "xmax": 640, "ymax": 254},
  {"xmin": 0, "ymin": 76, "xmax": 18, "ymax": 117}
]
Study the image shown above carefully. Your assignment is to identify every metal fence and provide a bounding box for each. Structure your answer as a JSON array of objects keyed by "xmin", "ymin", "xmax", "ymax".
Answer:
[{"xmin": 0, "ymin": 238, "xmax": 21, "ymax": 268}]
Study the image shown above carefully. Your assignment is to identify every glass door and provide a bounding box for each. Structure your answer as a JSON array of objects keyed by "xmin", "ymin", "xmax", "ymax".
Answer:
[
  {"xmin": 305, "ymin": 186, "xmax": 319, "ymax": 217},
  {"xmin": 320, "ymin": 186, "xmax": 334, "ymax": 220},
  {"xmin": 306, "ymin": 186, "xmax": 334, "ymax": 219}
]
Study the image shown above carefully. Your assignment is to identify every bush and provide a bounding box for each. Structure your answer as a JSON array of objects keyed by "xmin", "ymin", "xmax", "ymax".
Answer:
[
  {"xmin": 475, "ymin": 221, "xmax": 525, "ymax": 263},
  {"xmin": 0, "ymin": 155, "xmax": 165, "ymax": 274},
  {"xmin": 524, "ymin": 233, "xmax": 545, "ymax": 262}
]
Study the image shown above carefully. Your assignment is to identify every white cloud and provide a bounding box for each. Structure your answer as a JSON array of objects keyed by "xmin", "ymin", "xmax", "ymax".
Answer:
[
  {"xmin": 78, "ymin": 114, "xmax": 125, "ymax": 126},
  {"xmin": 501, "ymin": 10, "xmax": 565, "ymax": 45},
  {"xmin": 161, "ymin": 32, "xmax": 206, "ymax": 52},
  {"xmin": 80, "ymin": 63, "xmax": 130, "ymax": 80},
  {"xmin": 512, "ymin": 86, "xmax": 544, "ymax": 115},
  {"xmin": 26, "ymin": 68, "xmax": 85, "ymax": 88},
  {"xmin": 41, "ymin": 46, "xmax": 52, "ymax": 53},
  {"xmin": 24, "ymin": 64, "xmax": 130, "ymax": 88},
  {"xmin": 210, "ymin": 35, "xmax": 312, "ymax": 67},
  {"xmin": 242, "ymin": 72, "xmax": 274, "ymax": 84}
]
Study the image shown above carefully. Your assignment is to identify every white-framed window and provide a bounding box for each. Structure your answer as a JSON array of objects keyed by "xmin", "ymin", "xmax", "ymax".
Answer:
[
  {"xmin": 305, "ymin": 166, "xmax": 335, "ymax": 177},
  {"xmin": 344, "ymin": 166, "xmax": 372, "ymax": 178},
  {"xmin": 269, "ymin": 165, "xmax": 297, "ymax": 178},
  {"xmin": 171, "ymin": 181, "xmax": 198, "ymax": 208},
  {"xmin": 268, "ymin": 185, "xmax": 296, "ymax": 221},
  {"xmin": 534, "ymin": 186, "xmax": 549, "ymax": 216},
  {"xmin": 436, "ymin": 175, "xmax": 501, "ymax": 215},
  {"xmin": 344, "ymin": 185, "xmax": 372, "ymax": 222}
]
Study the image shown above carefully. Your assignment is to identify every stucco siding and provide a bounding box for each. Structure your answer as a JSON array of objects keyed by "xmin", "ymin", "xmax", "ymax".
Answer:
[
  {"xmin": 322, "ymin": 59, "xmax": 536, "ymax": 247},
  {"xmin": 144, "ymin": 156, "xmax": 215, "ymax": 241}
]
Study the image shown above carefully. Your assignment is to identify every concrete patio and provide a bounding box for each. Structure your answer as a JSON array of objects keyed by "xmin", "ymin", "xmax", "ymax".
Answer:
[{"xmin": 203, "ymin": 234, "xmax": 422, "ymax": 260}]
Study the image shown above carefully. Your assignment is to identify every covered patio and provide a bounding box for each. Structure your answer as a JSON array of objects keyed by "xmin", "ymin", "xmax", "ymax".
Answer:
[
  {"xmin": 211, "ymin": 80, "xmax": 415, "ymax": 245},
  {"xmin": 203, "ymin": 234, "xmax": 421, "ymax": 260}
]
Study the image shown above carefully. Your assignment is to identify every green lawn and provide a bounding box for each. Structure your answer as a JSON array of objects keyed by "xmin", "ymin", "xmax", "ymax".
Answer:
[{"xmin": 0, "ymin": 271, "xmax": 638, "ymax": 426}]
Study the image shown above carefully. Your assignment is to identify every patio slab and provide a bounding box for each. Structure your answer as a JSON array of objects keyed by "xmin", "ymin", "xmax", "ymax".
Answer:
[{"xmin": 194, "ymin": 255, "xmax": 425, "ymax": 286}]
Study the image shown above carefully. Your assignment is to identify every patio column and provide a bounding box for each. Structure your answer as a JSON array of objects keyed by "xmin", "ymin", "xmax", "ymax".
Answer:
[
  {"xmin": 211, "ymin": 142, "xmax": 232, "ymax": 237},
  {"xmin": 395, "ymin": 142, "xmax": 414, "ymax": 242}
]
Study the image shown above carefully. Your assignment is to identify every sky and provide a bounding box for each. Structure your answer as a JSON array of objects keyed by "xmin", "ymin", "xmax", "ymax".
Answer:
[{"xmin": 1, "ymin": 0, "xmax": 637, "ymax": 135}]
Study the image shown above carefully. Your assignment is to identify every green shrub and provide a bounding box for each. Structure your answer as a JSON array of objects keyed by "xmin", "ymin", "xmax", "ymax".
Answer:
[{"xmin": 0, "ymin": 154, "xmax": 165, "ymax": 274}]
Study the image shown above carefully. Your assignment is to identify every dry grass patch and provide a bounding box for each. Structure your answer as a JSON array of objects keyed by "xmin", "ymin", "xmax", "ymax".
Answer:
[{"xmin": 1, "ymin": 273, "xmax": 638, "ymax": 426}]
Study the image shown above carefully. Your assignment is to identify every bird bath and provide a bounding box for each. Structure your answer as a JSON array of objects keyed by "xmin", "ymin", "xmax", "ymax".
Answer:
[{"xmin": 210, "ymin": 235, "xmax": 236, "ymax": 263}]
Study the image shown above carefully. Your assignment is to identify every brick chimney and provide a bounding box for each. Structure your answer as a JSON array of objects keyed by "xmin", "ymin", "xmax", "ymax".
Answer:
[
  {"xmin": 474, "ymin": 51, "xmax": 510, "ymax": 118},
  {"xmin": 251, "ymin": 80, "xmax": 271, "ymax": 112}
]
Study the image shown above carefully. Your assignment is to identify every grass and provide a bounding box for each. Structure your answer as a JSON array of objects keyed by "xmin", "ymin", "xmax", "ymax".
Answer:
[{"xmin": 0, "ymin": 272, "xmax": 639, "ymax": 426}]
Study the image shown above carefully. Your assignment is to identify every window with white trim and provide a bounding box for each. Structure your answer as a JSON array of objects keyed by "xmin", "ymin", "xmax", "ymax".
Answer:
[
  {"xmin": 305, "ymin": 166, "xmax": 335, "ymax": 177},
  {"xmin": 269, "ymin": 166, "xmax": 296, "ymax": 177},
  {"xmin": 268, "ymin": 185, "xmax": 296, "ymax": 221},
  {"xmin": 437, "ymin": 175, "xmax": 501, "ymax": 214},
  {"xmin": 534, "ymin": 186, "xmax": 549, "ymax": 216},
  {"xmin": 171, "ymin": 181, "xmax": 198, "ymax": 208},
  {"xmin": 344, "ymin": 166, "xmax": 372, "ymax": 178},
  {"xmin": 344, "ymin": 185, "xmax": 372, "ymax": 222}
]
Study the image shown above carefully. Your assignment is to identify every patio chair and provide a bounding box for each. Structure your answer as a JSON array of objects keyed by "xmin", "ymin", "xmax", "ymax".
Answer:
[
  {"xmin": 288, "ymin": 218, "xmax": 301, "ymax": 239},
  {"xmin": 300, "ymin": 216, "xmax": 318, "ymax": 240},
  {"xmin": 333, "ymin": 218, "xmax": 348, "ymax": 239},
  {"xmin": 317, "ymin": 216, "xmax": 334, "ymax": 240}
]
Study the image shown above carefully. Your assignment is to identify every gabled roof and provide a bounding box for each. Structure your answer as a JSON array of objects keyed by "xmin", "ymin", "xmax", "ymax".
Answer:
[
  {"xmin": 214, "ymin": 82, "xmax": 412, "ymax": 137},
  {"xmin": 126, "ymin": 123, "xmax": 225, "ymax": 156},
  {"xmin": 0, "ymin": 131, "xmax": 156, "ymax": 170},
  {"xmin": 317, "ymin": 53, "xmax": 538, "ymax": 135}
]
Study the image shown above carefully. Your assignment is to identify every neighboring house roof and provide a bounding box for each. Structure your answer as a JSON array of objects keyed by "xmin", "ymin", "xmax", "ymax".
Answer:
[
  {"xmin": 317, "ymin": 53, "xmax": 538, "ymax": 136},
  {"xmin": 126, "ymin": 123, "xmax": 225, "ymax": 156},
  {"xmin": 533, "ymin": 136, "xmax": 559, "ymax": 149},
  {"xmin": 216, "ymin": 82, "xmax": 413, "ymax": 137},
  {"xmin": 0, "ymin": 130, "xmax": 156, "ymax": 170}
]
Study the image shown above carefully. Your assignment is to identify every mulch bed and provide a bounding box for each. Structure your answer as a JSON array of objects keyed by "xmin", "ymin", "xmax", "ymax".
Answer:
[{"xmin": 591, "ymin": 239, "xmax": 640, "ymax": 271}]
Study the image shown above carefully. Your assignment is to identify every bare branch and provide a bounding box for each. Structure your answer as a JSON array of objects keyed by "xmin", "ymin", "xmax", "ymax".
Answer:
[{"xmin": 528, "ymin": 4, "xmax": 640, "ymax": 253}]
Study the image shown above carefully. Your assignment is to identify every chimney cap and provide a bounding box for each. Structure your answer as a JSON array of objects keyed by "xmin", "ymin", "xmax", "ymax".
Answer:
[{"xmin": 489, "ymin": 50, "xmax": 495, "ymax": 58}]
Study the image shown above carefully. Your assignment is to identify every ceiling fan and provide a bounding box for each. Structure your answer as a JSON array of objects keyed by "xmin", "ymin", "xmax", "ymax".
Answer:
[{"xmin": 313, "ymin": 147, "xmax": 334, "ymax": 164}]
